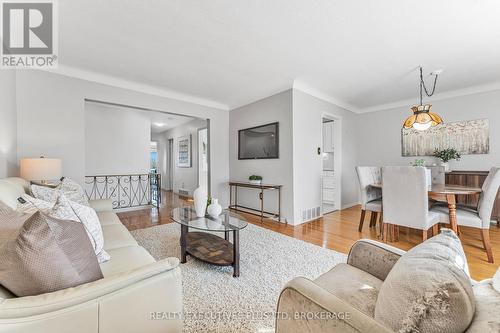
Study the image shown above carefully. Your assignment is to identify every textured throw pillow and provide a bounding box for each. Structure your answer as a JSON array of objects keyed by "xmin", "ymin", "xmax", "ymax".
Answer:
[
  {"xmin": 374, "ymin": 229, "xmax": 475, "ymax": 333},
  {"xmin": 30, "ymin": 184, "xmax": 60, "ymax": 203},
  {"xmin": 17, "ymin": 194, "xmax": 55, "ymax": 215},
  {"xmin": 59, "ymin": 177, "xmax": 90, "ymax": 206},
  {"xmin": 0, "ymin": 201, "xmax": 14, "ymax": 216},
  {"xmin": 45, "ymin": 194, "xmax": 110, "ymax": 263},
  {"xmin": 0, "ymin": 211, "xmax": 103, "ymax": 297},
  {"xmin": 18, "ymin": 193, "xmax": 110, "ymax": 263}
]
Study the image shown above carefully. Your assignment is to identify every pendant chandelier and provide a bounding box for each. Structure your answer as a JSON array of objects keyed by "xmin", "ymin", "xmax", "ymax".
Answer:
[{"xmin": 403, "ymin": 67, "xmax": 443, "ymax": 131}]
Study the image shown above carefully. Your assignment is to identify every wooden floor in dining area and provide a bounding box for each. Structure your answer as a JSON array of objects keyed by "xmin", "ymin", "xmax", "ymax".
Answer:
[{"xmin": 118, "ymin": 190, "xmax": 500, "ymax": 281}]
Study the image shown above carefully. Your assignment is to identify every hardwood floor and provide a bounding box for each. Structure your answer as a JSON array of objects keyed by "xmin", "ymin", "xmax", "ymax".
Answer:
[{"xmin": 118, "ymin": 190, "xmax": 500, "ymax": 281}]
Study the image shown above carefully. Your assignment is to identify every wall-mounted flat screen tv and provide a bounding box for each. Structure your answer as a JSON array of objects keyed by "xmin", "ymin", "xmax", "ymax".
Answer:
[{"xmin": 238, "ymin": 122, "xmax": 279, "ymax": 160}]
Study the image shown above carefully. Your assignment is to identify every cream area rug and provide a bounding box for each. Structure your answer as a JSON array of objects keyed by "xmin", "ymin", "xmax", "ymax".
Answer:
[{"xmin": 131, "ymin": 223, "xmax": 346, "ymax": 333}]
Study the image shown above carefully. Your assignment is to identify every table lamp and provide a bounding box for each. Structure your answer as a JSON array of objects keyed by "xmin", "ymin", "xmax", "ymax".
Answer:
[{"xmin": 20, "ymin": 157, "xmax": 62, "ymax": 184}]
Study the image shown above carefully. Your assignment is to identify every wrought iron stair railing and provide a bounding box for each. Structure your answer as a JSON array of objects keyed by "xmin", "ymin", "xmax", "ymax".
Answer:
[{"xmin": 84, "ymin": 173, "xmax": 161, "ymax": 210}]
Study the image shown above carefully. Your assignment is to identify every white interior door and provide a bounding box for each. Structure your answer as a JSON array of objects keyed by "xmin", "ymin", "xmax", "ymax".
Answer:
[{"xmin": 198, "ymin": 128, "xmax": 208, "ymax": 191}]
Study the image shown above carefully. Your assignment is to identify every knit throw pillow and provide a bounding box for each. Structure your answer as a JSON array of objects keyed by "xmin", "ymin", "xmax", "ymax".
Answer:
[{"xmin": 374, "ymin": 229, "xmax": 475, "ymax": 333}]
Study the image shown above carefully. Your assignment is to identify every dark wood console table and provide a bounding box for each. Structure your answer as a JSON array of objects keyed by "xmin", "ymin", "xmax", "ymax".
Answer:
[
  {"xmin": 445, "ymin": 170, "xmax": 500, "ymax": 222},
  {"xmin": 228, "ymin": 181, "xmax": 283, "ymax": 223}
]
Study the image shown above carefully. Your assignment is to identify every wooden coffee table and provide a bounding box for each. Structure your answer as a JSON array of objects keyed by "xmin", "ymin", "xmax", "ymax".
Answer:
[{"xmin": 171, "ymin": 207, "xmax": 248, "ymax": 277}]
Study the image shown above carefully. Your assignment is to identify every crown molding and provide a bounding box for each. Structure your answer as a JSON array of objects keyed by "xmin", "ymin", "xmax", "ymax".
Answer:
[
  {"xmin": 292, "ymin": 80, "xmax": 359, "ymax": 112},
  {"xmin": 43, "ymin": 65, "xmax": 230, "ymax": 111},
  {"xmin": 357, "ymin": 81, "xmax": 500, "ymax": 113}
]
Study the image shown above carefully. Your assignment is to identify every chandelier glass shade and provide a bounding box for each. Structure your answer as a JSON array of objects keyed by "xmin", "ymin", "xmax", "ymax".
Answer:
[
  {"xmin": 403, "ymin": 104, "xmax": 443, "ymax": 131},
  {"xmin": 403, "ymin": 67, "xmax": 443, "ymax": 131}
]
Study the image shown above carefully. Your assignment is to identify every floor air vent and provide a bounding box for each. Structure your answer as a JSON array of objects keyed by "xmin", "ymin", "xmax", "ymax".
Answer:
[{"xmin": 302, "ymin": 207, "xmax": 321, "ymax": 222}]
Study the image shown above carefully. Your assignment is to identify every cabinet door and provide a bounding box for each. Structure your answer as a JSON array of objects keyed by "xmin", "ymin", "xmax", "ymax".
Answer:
[
  {"xmin": 323, "ymin": 122, "xmax": 334, "ymax": 153},
  {"xmin": 323, "ymin": 189, "xmax": 335, "ymax": 202}
]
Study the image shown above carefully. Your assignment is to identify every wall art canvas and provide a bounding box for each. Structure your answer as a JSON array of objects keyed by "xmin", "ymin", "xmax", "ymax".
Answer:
[
  {"xmin": 177, "ymin": 135, "xmax": 192, "ymax": 167},
  {"xmin": 402, "ymin": 118, "xmax": 489, "ymax": 156}
]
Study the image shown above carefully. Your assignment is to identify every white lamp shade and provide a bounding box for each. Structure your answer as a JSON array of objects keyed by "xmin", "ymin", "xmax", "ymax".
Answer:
[{"xmin": 20, "ymin": 158, "xmax": 62, "ymax": 181}]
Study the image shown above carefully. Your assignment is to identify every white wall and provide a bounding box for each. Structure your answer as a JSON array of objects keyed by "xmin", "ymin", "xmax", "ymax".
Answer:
[
  {"xmin": 85, "ymin": 103, "xmax": 151, "ymax": 175},
  {"xmin": 0, "ymin": 71, "xmax": 17, "ymax": 178},
  {"xmin": 292, "ymin": 89, "xmax": 360, "ymax": 224},
  {"xmin": 229, "ymin": 90, "xmax": 294, "ymax": 223},
  {"xmin": 356, "ymin": 90, "xmax": 500, "ymax": 171},
  {"xmin": 15, "ymin": 70, "xmax": 230, "ymax": 207},
  {"xmin": 156, "ymin": 118, "xmax": 207, "ymax": 195}
]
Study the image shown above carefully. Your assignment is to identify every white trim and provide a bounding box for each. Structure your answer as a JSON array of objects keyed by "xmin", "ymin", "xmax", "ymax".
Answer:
[
  {"xmin": 42, "ymin": 65, "xmax": 230, "ymax": 111},
  {"xmin": 293, "ymin": 80, "xmax": 358, "ymax": 112},
  {"xmin": 357, "ymin": 81, "xmax": 500, "ymax": 113}
]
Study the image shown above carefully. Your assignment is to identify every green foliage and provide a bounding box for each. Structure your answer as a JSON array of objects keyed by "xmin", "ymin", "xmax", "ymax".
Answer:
[
  {"xmin": 433, "ymin": 148, "xmax": 461, "ymax": 163},
  {"xmin": 412, "ymin": 159, "xmax": 426, "ymax": 167},
  {"xmin": 249, "ymin": 175, "xmax": 263, "ymax": 181},
  {"xmin": 207, "ymin": 195, "xmax": 212, "ymax": 207}
]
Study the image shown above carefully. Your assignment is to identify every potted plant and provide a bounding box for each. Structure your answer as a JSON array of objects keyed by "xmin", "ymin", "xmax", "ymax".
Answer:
[
  {"xmin": 248, "ymin": 175, "xmax": 263, "ymax": 185},
  {"xmin": 433, "ymin": 148, "xmax": 461, "ymax": 172}
]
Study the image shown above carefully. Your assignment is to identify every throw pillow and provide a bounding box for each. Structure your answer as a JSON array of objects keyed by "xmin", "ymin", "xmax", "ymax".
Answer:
[
  {"xmin": 59, "ymin": 177, "xmax": 90, "ymax": 206},
  {"xmin": 0, "ymin": 211, "xmax": 103, "ymax": 297},
  {"xmin": 374, "ymin": 229, "xmax": 475, "ymax": 333},
  {"xmin": 17, "ymin": 194, "xmax": 55, "ymax": 215},
  {"xmin": 47, "ymin": 194, "xmax": 110, "ymax": 263},
  {"xmin": 30, "ymin": 184, "xmax": 59, "ymax": 203},
  {"xmin": 0, "ymin": 201, "xmax": 14, "ymax": 216}
]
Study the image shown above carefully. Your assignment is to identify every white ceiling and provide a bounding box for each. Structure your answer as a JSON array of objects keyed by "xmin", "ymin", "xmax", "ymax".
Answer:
[{"xmin": 59, "ymin": 1, "xmax": 500, "ymax": 112}]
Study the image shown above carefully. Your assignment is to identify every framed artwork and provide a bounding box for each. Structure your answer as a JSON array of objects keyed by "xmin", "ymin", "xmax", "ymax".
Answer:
[
  {"xmin": 177, "ymin": 134, "xmax": 192, "ymax": 167},
  {"xmin": 402, "ymin": 118, "xmax": 489, "ymax": 156}
]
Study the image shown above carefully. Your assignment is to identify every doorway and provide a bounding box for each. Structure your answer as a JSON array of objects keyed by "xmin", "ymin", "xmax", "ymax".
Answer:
[
  {"xmin": 167, "ymin": 138, "xmax": 174, "ymax": 191},
  {"xmin": 198, "ymin": 128, "xmax": 208, "ymax": 191},
  {"xmin": 321, "ymin": 115, "xmax": 341, "ymax": 214}
]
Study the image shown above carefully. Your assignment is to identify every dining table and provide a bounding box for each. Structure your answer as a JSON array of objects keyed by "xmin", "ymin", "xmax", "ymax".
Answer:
[{"xmin": 370, "ymin": 183, "xmax": 482, "ymax": 235}]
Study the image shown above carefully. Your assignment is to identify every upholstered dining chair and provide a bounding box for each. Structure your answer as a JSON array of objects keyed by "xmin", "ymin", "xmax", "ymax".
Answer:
[
  {"xmin": 382, "ymin": 166, "xmax": 440, "ymax": 242},
  {"xmin": 355, "ymin": 166, "xmax": 382, "ymax": 232},
  {"xmin": 431, "ymin": 167, "xmax": 500, "ymax": 263},
  {"xmin": 428, "ymin": 165, "xmax": 445, "ymax": 185}
]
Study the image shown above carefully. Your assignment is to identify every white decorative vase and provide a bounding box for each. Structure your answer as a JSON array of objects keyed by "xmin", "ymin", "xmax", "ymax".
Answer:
[
  {"xmin": 207, "ymin": 198, "xmax": 222, "ymax": 218},
  {"xmin": 249, "ymin": 180, "xmax": 262, "ymax": 185},
  {"xmin": 441, "ymin": 162, "xmax": 450, "ymax": 172},
  {"xmin": 193, "ymin": 187, "xmax": 208, "ymax": 217},
  {"xmin": 425, "ymin": 168, "xmax": 432, "ymax": 189}
]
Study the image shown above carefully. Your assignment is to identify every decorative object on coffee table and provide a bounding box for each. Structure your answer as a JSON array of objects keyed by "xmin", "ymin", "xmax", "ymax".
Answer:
[
  {"xmin": 207, "ymin": 198, "xmax": 222, "ymax": 218},
  {"xmin": 193, "ymin": 186, "xmax": 208, "ymax": 217},
  {"xmin": 171, "ymin": 206, "xmax": 248, "ymax": 277}
]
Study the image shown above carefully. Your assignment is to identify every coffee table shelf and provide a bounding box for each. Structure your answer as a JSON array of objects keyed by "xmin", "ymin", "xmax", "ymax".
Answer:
[{"xmin": 171, "ymin": 207, "xmax": 247, "ymax": 277}]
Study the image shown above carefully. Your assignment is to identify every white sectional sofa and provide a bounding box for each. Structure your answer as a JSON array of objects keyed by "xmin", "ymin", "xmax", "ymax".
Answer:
[{"xmin": 0, "ymin": 177, "xmax": 182, "ymax": 333}]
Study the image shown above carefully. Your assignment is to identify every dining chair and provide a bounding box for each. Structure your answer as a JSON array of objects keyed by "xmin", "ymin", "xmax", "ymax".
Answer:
[
  {"xmin": 382, "ymin": 166, "xmax": 440, "ymax": 242},
  {"xmin": 355, "ymin": 166, "xmax": 382, "ymax": 232},
  {"xmin": 428, "ymin": 165, "xmax": 445, "ymax": 185},
  {"xmin": 431, "ymin": 167, "xmax": 500, "ymax": 263}
]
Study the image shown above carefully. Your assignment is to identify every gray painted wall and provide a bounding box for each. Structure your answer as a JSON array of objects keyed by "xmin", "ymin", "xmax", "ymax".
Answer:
[
  {"xmin": 0, "ymin": 71, "xmax": 17, "ymax": 178},
  {"xmin": 15, "ymin": 70, "xmax": 230, "ymax": 207},
  {"xmin": 356, "ymin": 90, "xmax": 500, "ymax": 171},
  {"xmin": 293, "ymin": 89, "xmax": 360, "ymax": 223},
  {"xmin": 155, "ymin": 118, "xmax": 207, "ymax": 195},
  {"xmin": 229, "ymin": 90, "xmax": 294, "ymax": 223}
]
